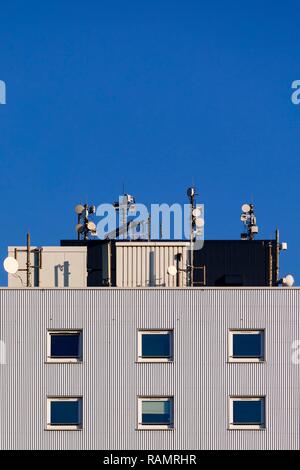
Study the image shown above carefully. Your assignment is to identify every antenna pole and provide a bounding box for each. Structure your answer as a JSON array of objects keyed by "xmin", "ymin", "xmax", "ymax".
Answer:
[
  {"xmin": 240, "ymin": 203, "xmax": 259, "ymax": 240},
  {"xmin": 187, "ymin": 187, "xmax": 196, "ymax": 287},
  {"xmin": 26, "ymin": 232, "xmax": 31, "ymax": 287},
  {"xmin": 148, "ymin": 215, "xmax": 151, "ymax": 242},
  {"xmin": 122, "ymin": 205, "xmax": 126, "ymax": 238},
  {"xmin": 77, "ymin": 214, "xmax": 80, "ymax": 241},
  {"xmin": 75, "ymin": 203, "xmax": 97, "ymax": 240},
  {"xmin": 83, "ymin": 204, "xmax": 88, "ymax": 240},
  {"xmin": 191, "ymin": 193, "xmax": 195, "ymax": 287},
  {"xmin": 268, "ymin": 241, "xmax": 273, "ymax": 286},
  {"xmin": 107, "ymin": 241, "xmax": 112, "ymax": 287},
  {"xmin": 275, "ymin": 228, "xmax": 280, "ymax": 283}
]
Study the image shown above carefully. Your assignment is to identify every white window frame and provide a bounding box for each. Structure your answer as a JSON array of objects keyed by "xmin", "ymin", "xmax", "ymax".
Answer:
[
  {"xmin": 47, "ymin": 329, "xmax": 83, "ymax": 363},
  {"xmin": 137, "ymin": 396, "xmax": 174, "ymax": 430},
  {"xmin": 229, "ymin": 396, "xmax": 266, "ymax": 430},
  {"xmin": 47, "ymin": 397, "xmax": 83, "ymax": 430},
  {"xmin": 137, "ymin": 330, "xmax": 173, "ymax": 363},
  {"xmin": 228, "ymin": 329, "xmax": 265, "ymax": 363}
]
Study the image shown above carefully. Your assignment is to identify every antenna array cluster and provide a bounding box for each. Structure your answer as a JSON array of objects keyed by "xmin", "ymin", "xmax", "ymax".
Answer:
[
  {"xmin": 240, "ymin": 203, "xmax": 259, "ymax": 240},
  {"xmin": 187, "ymin": 187, "xmax": 205, "ymax": 241},
  {"xmin": 75, "ymin": 204, "xmax": 97, "ymax": 240},
  {"xmin": 1, "ymin": 190, "xmax": 295, "ymax": 288}
]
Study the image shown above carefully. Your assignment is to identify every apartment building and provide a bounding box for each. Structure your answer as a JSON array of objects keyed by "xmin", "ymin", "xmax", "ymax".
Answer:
[{"xmin": 0, "ymin": 227, "xmax": 298, "ymax": 449}]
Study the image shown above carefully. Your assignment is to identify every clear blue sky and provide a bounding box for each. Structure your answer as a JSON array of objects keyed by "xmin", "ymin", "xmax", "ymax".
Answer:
[{"xmin": 0, "ymin": 0, "xmax": 299, "ymax": 285}]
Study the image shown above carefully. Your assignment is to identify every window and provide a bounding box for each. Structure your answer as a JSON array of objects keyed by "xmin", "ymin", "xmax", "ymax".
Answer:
[
  {"xmin": 229, "ymin": 397, "xmax": 265, "ymax": 430},
  {"xmin": 228, "ymin": 329, "xmax": 265, "ymax": 362},
  {"xmin": 137, "ymin": 330, "xmax": 173, "ymax": 362},
  {"xmin": 47, "ymin": 397, "xmax": 83, "ymax": 430},
  {"xmin": 137, "ymin": 397, "xmax": 174, "ymax": 430},
  {"xmin": 47, "ymin": 330, "xmax": 82, "ymax": 363}
]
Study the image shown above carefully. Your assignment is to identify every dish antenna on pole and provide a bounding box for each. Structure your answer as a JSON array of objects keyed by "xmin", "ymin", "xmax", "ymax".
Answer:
[
  {"xmin": 3, "ymin": 233, "xmax": 42, "ymax": 287},
  {"xmin": 75, "ymin": 204, "xmax": 85, "ymax": 215},
  {"xmin": 281, "ymin": 274, "xmax": 295, "ymax": 287},
  {"xmin": 240, "ymin": 203, "xmax": 259, "ymax": 240},
  {"xmin": 3, "ymin": 257, "xmax": 19, "ymax": 274},
  {"xmin": 75, "ymin": 203, "xmax": 97, "ymax": 240},
  {"xmin": 186, "ymin": 186, "xmax": 205, "ymax": 286}
]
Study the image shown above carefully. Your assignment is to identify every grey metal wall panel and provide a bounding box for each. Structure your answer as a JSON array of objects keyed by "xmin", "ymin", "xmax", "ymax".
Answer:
[
  {"xmin": 115, "ymin": 242, "xmax": 189, "ymax": 287},
  {"xmin": 0, "ymin": 287, "xmax": 300, "ymax": 449}
]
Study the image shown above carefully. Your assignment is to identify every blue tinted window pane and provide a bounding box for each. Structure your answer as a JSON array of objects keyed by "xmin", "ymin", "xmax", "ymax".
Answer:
[
  {"xmin": 142, "ymin": 334, "xmax": 171, "ymax": 358},
  {"xmin": 233, "ymin": 333, "xmax": 262, "ymax": 358},
  {"xmin": 142, "ymin": 400, "xmax": 172, "ymax": 424},
  {"xmin": 51, "ymin": 401, "xmax": 80, "ymax": 425},
  {"xmin": 233, "ymin": 400, "xmax": 263, "ymax": 425},
  {"xmin": 51, "ymin": 334, "xmax": 80, "ymax": 358},
  {"xmin": 142, "ymin": 413, "xmax": 171, "ymax": 424}
]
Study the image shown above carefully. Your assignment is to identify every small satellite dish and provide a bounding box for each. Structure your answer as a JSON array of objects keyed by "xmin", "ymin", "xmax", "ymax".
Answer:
[
  {"xmin": 75, "ymin": 223, "xmax": 84, "ymax": 233},
  {"xmin": 240, "ymin": 213, "xmax": 248, "ymax": 222},
  {"xmin": 192, "ymin": 208, "xmax": 201, "ymax": 218},
  {"xmin": 282, "ymin": 274, "xmax": 295, "ymax": 287},
  {"xmin": 3, "ymin": 257, "xmax": 19, "ymax": 274},
  {"xmin": 167, "ymin": 265, "xmax": 177, "ymax": 276},
  {"xmin": 195, "ymin": 217, "xmax": 205, "ymax": 228},
  {"xmin": 75, "ymin": 204, "xmax": 85, "ymax": 215},
  {"xmin": 87, "ymin": 221, "xmax": 96, "ymax": 232},
  {"xmin": 241, "ymin": 203, "xmax": 251, "ymax": 213}
]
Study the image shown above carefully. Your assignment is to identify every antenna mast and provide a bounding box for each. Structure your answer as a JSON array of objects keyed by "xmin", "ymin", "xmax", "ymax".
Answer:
[
  {"xmin": 187, "ymin": 186, "xmax": 196, "ymax": 286},
  {"xmin": 240, "ymin": 203, "xmax": 259, "ymax": 240},
  {"xmin": 113, "ymin": 194, "xmax": 136, "ymax": 240},
  {"xmin": 75, "ymin": 204, "xmax": 97, "ymax": 240}
]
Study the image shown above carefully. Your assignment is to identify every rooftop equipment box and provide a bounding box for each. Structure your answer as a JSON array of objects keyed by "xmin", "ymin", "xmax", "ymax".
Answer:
[{"xmin": 7, "ymin": 246, "xmax": 87, "ymax": 288}]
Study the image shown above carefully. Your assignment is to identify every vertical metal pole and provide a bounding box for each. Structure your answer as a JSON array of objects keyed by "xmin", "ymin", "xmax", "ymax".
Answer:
[
  {"xmin": 268, "ymin": 241, "xmax": 273, "ymax": 286},
  {"xmin": 190, "ymin": 191, "xmax": 195, "ymax": 287},
  {"xmin": 249, "ymin": 206, "xmax": 254, "ymax": 240},
  {"xmin": 84, "ymin": 204, "xmax": 89, "ymax": 240},
  {"xmin": 107, "ymin": 241, "xmax": 111, "ymax": 287},
  {"xmin": 77, "ymin": 214, "xmax": 80, "ymax": 240},
  {"xmin": 275, "ymin": 228, "xmax": 280, "ymax": 284},
  {"xmin": 122, "ymin": 207, "xmax": 126, "ymax": 237},
  {"xmin": 26, "ymin": 232, "xmax": 31, "ymax": 287},
  {"xmin": 148, "ymin": 215, "xmax": 151, "ymax": 242},
  {"xmin": 203, "ymin": 265, "xmax": 207, "ymax": 286},
  {"xmin": 175, "ymin": 253, "xmax": 182, "ymax": 287},
  {"xmin": 121, "ymin": 196, "xmax": 127, "ymax": 240}
]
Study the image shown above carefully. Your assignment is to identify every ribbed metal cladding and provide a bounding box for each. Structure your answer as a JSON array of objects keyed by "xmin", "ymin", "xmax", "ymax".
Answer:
[
  {"xmin": 115, "ymin": 242, "xmax": 189, "ymax": 287},
  {"xmin": 0, "ymin": 287, "xmax": 300, "ymax": 450}
]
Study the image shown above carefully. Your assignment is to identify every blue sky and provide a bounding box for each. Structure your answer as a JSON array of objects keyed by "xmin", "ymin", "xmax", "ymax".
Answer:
[{"xmin": 0, "ymin": 0, "xmax": 299, "ymax": 285}]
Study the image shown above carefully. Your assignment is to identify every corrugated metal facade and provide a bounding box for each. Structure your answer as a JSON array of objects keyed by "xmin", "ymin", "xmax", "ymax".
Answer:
[
  {"xmin": 0, "ymin": 287, "xmax": 299, "ymax": 450},
  {"xmin": 115, "ymin": 242, "xmax": 189, "ymax": 287}
]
